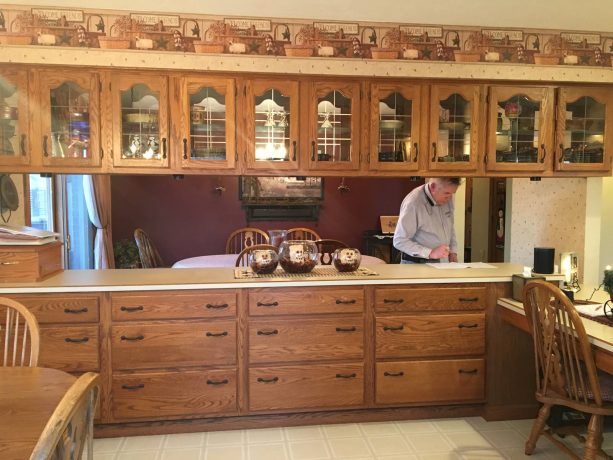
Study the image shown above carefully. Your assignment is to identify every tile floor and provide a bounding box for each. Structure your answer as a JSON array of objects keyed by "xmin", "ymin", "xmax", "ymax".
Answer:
[{"xmin": 93, "ymin": 417, "xmax": 613, "ymax": 460}]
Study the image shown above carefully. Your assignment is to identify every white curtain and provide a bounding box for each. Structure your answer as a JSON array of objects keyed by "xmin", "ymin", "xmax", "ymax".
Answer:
[{"xmin": 83, "ymin": 175, "xmax": 114, "ymax": 269}]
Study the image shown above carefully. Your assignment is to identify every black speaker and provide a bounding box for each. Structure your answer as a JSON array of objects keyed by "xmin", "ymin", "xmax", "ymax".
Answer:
[{"xmin": 534, "ymin": 247, "xmax": 555, "ymax": 274}]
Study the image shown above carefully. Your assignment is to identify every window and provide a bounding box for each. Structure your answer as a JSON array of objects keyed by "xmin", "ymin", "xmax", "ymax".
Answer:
[{"xmin": 28, "ymin": 174, "xmax": 54, "ymax": 231}]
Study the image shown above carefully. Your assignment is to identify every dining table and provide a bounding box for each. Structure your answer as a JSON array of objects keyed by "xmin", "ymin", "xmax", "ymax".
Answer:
[
  {"xmin": 172, "ymin": 253, "xmax": 387, "ymax": 268},
  {"xmin": 0, "ymin": 367, "xmax": 77, "ymax": 460}
]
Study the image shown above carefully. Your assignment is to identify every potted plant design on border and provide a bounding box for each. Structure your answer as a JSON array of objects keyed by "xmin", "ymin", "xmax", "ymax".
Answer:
[{"xmin": 98, "ymin": 15, "xmax": 143, "ymax": 49}]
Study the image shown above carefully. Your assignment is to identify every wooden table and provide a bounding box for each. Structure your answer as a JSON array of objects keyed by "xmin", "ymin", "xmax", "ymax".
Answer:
[
  {"xmin": 172, "ymin": 254, "xmax": 387, "ymax": 268},
  {"xmin": 0, "ymin": 367, "xmax": 76, "ymax": 460}
]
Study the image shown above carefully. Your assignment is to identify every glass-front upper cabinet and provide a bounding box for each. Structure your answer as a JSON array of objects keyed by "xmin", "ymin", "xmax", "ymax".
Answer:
[
  {"xmin": 428, "ymin": 84, "xmax": 482, "ymax": 172},
  {"xmin": 0, "ymin": 69, "xmax": 29, "ymax": 167},
  {"xmin": 178, "ymin": 77, "xmax": 236, "ymax": 170},
  {"xmin": 369, "ymin": 83, "xmax": 423, "ymax": 172},
  {"xmin": 486, "ymin": 86, "xmax": 554, "ymax": 173},
  {"xmin": 555, "ymin": 87, "xmax": 613, "ymax": 173},
  {"xmin": 307, "ymin": 81, "xmax": 361, "ymax": 171},
  {"xmin": 111, "ymin": 74, "xmax": 168, "ymax": 168},
  {"xmin": 245, "ymin": 79, "xmax": 299, "ymax": 171},
  {"xmin": 38, "ymin": 70, "xmax": 101, "ymax": 168}
]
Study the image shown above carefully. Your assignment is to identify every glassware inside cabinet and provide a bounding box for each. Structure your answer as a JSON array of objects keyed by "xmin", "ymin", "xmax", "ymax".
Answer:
[
  {"xmin": 0, "ymin": 77, "xmax": 21, "ymax": 158},
  {"xmin": 120, "ymin": 84, "xmax": 161, "ymax": 160},
  {"xmin": 49, "ymin": 82, "xmax": 91, "ymax": 159},
  {"xmin": 378, "ymin": 92, "xmax": 413, "ymax": 163},
  {"xmin": 495, "ymin": 94, "xmax": 540, "ymax": 164},
  {"xmin": 254, "ymin": 88, "xmax": 291, "ymax": 162},
  {"xmin": 317, "ymin": 91, "xmax": 352, "ymax": 162},
  {"xmin": 189, "ymin": 86, "xmax": 227, "ymax": 161},
  {"xmin": 560, "ymin": 96, "xmax": 604, "ymax": 164},
  {"xmin": 435, "ymin": 93, "xmax": 472, "ymax": 163}
]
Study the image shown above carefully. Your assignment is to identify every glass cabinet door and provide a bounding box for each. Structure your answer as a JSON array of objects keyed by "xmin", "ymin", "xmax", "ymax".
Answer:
[
  {"xmin": 555, "ymin": 87, "xmax": 612, "ymax": 172},
  {"xmin": 180, "ymin": 77, "xmax": 236, "ymax": 170},
  {"xmin": 39, "ymin": 70, "xmax": 101, "ymax": 167},
  {"xmin": 111, "ymin": 74, "xmax": 168, "ymax": 168},
  {"xmin": 429, "ymin": 84, "xmax": 482, "ymax": 172},
  {"xmin": 245, "ymin": 79, "xmax": 299, "ymax": 171},
  {"xmin": 486, "ymin": 86, "xmax": 554, "ymax": 172},
  {"xmin": 0, "ymin": 69, "xmax": 29, "ymax": 166},
  {"xmin": 308, "ymin": 81, "xmax": 361, "ymax": 171},
  {"xmin": 369, "ymin": 83, "xmax": 422, "ymax": 171}
]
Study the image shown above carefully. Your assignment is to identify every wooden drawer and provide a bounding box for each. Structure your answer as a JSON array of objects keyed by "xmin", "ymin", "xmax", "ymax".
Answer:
[
  {"xmin": 248, "ymin": 287, "xmax": 364, "ymax": 316},
  {"xmin": 375, "ymin": 286, "xmax": 486, "ymax": 313},
  {"xmin": 111, "ymin": 290, "xmax": 237, "ymax": 321},
  {"xmin": 39, "ymin": 326, "xmax": 99, "ymax": 371},
  {"xmin": 249, "ymin": 363, "xmax": 364, "ymax": 412},
  {"xmin": 14, "ymin": 295, "xmax": 99, "ymax": 323},
  {"xmin": 111, "ymin": 321, "xmax": 236, "ymax": 370},
  {"xmin": 376, "ymin": 359, "xmax": 485, "ymax": 404},
  {"xmin": 112, "ymin": 369, "xmax": 237, "ymax": 420},
  {"xmin": 376, "ymin": 313, "xmax": 485, "ymax": 358},
  {"xmin": 0, "ymin": 242, "xmax": 62, "ymax": 282},
  {"xmin": 249, "ymin": 316, "xmax": 363, "ymax": 364}
]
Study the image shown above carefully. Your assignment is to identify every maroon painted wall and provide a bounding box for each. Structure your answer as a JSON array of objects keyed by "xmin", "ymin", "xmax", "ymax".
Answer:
[{"xmin": 111, "ymin": 175, "xmax": 422, "ymax": 265}]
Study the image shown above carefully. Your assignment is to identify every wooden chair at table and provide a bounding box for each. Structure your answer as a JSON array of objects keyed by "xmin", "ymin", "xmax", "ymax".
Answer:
[
  {"xmin": 30, "ymin": 372, "xmax": 100, "ymax": 460},
  {"xmin": 235, "ymin": 244, "xmax": 278, "ymax": 267},
  {"xmin": 286, "ymin": 227, "xmax": 321, "ymax": 241},
  {"xmin": 523, "ymin": 280, "xmax": 613, "ymax": 460},
  {"xmin": 0, "ymin": 297, "xmax": 40, "ymax": 367},
  {"xmin": 133, "ymin": 228, "xmax": 165, "ymax": 268},
  {"xmin": 313, "ymin": 239, "xmax": 348, "ymax": 265},
  {"xmin": 225, "ymin": 227, "xmax": 269, "ymax": 254}
]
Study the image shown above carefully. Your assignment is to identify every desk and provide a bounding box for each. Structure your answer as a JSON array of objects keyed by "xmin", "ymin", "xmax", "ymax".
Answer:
[
  {"xmin": 362, "ymin": 230, "xmax": 401, "ymax": 264},
  {"xmin": 172, "ymin": 254, "xmax": 387, "ymax": 268},
  {"xmin": 0, "ymin": 367, "xmax": 76, "ymax": 460}
]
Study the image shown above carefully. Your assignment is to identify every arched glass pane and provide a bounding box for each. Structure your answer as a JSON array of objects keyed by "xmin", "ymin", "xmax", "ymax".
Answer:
[
  {"xmin": 436, "ymin": 93, "xmax": 471, "ymax": 163},
  {"xmin": 378, "ymin": 92, "xmax": 414, "ymax": 163},
  {"xmin": 121, "ymin": 84, "xmax": 160, "ymax": 160},
  {"xmin": 495, "ymin": 94, "xmax": 540, "ymax": 164},
  {"xmin": 254, "ymin": 88, "xmax": 291, "ymax": 161},
  {"xmin": 0, "ymin": 77, "xmax": 20, "ymax": 158},
  {"xmin": 190, "ymin": 87, "xmax": 227, "ymax": 161},
  {"xmin": 562, "ymin": 96, "xmax": 604, "ymax": 164},
  {"xmin": 50, "ymin": 82, "xmax": 91, "ymax": 159},
  {"xmin": 317, "ymin": 91, "xmax": 351, "ymax": 162}
]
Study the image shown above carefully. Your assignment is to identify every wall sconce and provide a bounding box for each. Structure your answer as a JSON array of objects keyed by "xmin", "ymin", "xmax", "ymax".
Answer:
[
  {"xmin": 173, "ymin": 174, "xmax": 185, "ymax": 181},
  {"xmin": 337, "ymin": 177, "xmax": 350, "ymax": 193},
  {"xmin": 214, "ymin": 178, "xmax": 226, "ymax": 194}
]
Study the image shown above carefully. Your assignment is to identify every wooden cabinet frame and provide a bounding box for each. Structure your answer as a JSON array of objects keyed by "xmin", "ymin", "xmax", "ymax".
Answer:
[{"xmin": 0, "ymin": 68, "xmax": 30, "ymax": 167}]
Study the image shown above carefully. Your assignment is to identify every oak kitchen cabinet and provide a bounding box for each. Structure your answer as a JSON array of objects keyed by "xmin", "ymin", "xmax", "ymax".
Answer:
[{"xmin": 0, "ymin": 68, "xmax": 30, "ymax": 168}]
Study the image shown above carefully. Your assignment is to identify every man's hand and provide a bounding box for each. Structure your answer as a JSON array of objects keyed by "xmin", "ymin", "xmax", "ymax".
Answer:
[
  {"xmin": 429, "ymin": 245, "xmax": 450, "ymax": 260},
  {"xmin": 448, "ymin": 252, "xmax": 458, "ymax": 263}
]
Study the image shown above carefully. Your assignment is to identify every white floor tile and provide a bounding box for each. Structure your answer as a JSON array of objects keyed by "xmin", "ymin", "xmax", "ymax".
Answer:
[
  {"xmin": 160, "ymin": 447, "xmax": 202, "ymax": 460},
  {"xmin": 395, "ymin": 420, "xmax": 438, "ymax": 435},
  {"xmin": 498, "ymin": 447, "xmax": 553, "ymax": 459},
  {"xmin": 359, "ymin": 422, "xmax": 400, "ymax": 436},
  {"xmin": 465, "ymin": 417, "xmax": 514, "ymax": 432},
  {"xmin": 480, "ymin": 430, "xmax": 528, "ymax": 449},
  {"xmin": 246, "ymin": 427, "xmax": 286, "ymax": 443},
  {"xmin": 287, "ymin": 439, "xmax": 331, "ymax": 460},
  {"xmin": 417, "ymin": 453, "xmax": 462, "ymax": 460},
  {"xmin": 206, "ymin": 430, "xmax": 245, "ymax": 446},
  {"xmin": 404, "ymin": 432, "xmax": 454, "ymax": 453},
  {"xmin": 247, "ymin": 442, "xmax": 289, "ymax": 460},
  {"xmin": 327, "ymin": 436, "xmax": 372, "ymax": 458},
  {"xmin": 164, "ymin": 432, "xmax": 205, "ymax": 448},
  {"xmin": 285, "ymin": 426, "xmax": 325, "ymax": 441},
  {"xmin": 121, "ymin": 435, "xmax": 165, "ymax": 452},
  {"xmin": 366, "ymin": 435, "xmax": 412, "ymax": 456},
  {"xmin": 94, "ymin": 437, "xmax": 124, "ymax": 453},
  {"xmin": 444, "ymin": 431, "xmax": 493, "ymax": 450},
  {"xmin": 91, "ymin": 454, "xmax": 117, "ymax": 460},
  {"xmin": 204, "ymin": 445, "xmax": 244, "ymax": 460},
  {"xmin": 434, "ymin": 419, "xmax": 476, "ymax": 433},
  {"xmin": 459, "ymin": 448, "xmax": 505, "ymax": 459},
  {"xmin": 322, "ymin": 423, "xmax": 363, "ymax": 438},
  {"xmin": 116, "ymin": 451, "xmax": 161, "ymax": 460}
]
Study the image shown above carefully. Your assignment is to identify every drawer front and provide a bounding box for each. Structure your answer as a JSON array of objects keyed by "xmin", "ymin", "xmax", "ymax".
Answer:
[
  {"xmin": 375, "ymin": 286, "xmax": 486, "ymax": 313},
  {"xmin": 39, "ymin": 326, "xmax": 99, "ymax": 371},
  {"xmin": 248, "ymin": 287, "xmax": 364, "ymax": 316},
  {"xmin": 376, "ymin": 359, "xmax": 485, "ymax": 404},
  {"xmin": 111, "ymin": 321, "xmax": 236, "ymax": 370},
  {"xmin": 112, "ymin": 290, "xmax": 237, "ymax": 321},
  {"xmin": 249, "ymin": 317, "xmax": 363, "ymax": 364},
  {"xmin": 376, "ymin": 313, "xmax": 485, "ymax": 358},
  {"xmin": 0, "ymin": 243, "xmax": 61, "ymax": 282},
  {"xmin": 15, "ymin": 295, "xmax": 99, "ymax": 323},
  {"xmin": 112, "ymin": 369, "xmax": 237, "ymax": 420},
  {"xmin": 249, "ymin": 363, "xmax": 364, "ymax": 411}
]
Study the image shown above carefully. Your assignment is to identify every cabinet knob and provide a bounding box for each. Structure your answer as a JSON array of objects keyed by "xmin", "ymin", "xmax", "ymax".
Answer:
[
  {"xmin": 162, "ymin": 138, "xmax": 167, "ymax": 159},
  {"xmin": 292, "ymin": 140, "xmax": 297, "ymax": 161},
  {"xmin": 413, "ymin": 142, "xmax": 419, "ymax": 162},
  {"xmin": 559, "ymin": 143, "xmax": 564, "ymax": 163},
  {"xmin": 431, "ymin": 142, "xmax": 437, "ymax": 162},
  {"xmin": 20, "ymin": 134, "xmax": 26, "ymax": 156},
  {"xmin": 43, "ymin": 135, "xmax": 49, "ymax": 157},
  {"xmin": 183, "ymin": 138, "xmax": 188, "ymax": 160},
  {"xmin": 540, "ymin": 143, "xmax": 546, "ymax": 163},
  {"xmin": 311, "ymin": 141, "xmax": 316, "ymax": 161}
]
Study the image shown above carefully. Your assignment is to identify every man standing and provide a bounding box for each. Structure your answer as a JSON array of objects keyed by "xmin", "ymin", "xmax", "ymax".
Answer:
[{"xmin": 393, "ymin": 177, "xmax": 461, "ymax": 263}]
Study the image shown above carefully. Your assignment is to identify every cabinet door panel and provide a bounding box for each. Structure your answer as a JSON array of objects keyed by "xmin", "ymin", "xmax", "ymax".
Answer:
[
  {"xmin": 0, "ymin": 68, "xmax": 30, "ymax": 166},
  {"xmin": 39, "ymin": 326, "xmax": 99, "ymax": 371}
]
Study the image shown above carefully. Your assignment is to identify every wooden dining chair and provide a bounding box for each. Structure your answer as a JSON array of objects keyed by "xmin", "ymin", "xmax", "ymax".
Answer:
[
  {"xmin": 30, "ymin": 372, "xmax": 100, "ymax": 460},
  {"xmin": 313, "ymin": 239, "xmax": 348, "ymax": 265},
  {"xmin": 133, "ymin": 228, "xmax": 165, "ymax": 268},
  {"xmin": 235, "ymin": 244, "xmax": 278, "ymax": 267},
  {"xmin": 523, "ymin": 280, "xmax": 613, "ymax": 460},
  {"xmin": 287, "ymin": 227, "xmax": 321, "ymax": 241},
  {"xmin": 225, "ymin": 227, "xmax": 269, "ymax": 254},
  {"xmin": 0, "ymin": 297, "xmax": 40, "ymax": 367}
]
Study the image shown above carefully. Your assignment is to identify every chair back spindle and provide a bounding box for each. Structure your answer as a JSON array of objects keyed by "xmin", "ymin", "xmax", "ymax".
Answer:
[
  {"xmin": 0, "ymin": 297, "xmax": 40, "ymax": 367},
  {"xmin": 225, "ymin": 228, "xmax": 269, "ymax": 254}
]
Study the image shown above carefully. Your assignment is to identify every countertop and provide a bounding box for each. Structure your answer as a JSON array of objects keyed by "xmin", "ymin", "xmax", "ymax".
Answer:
[{"xmin": 0, "ymin": 263, "xmax": 564, "ymax": 293}]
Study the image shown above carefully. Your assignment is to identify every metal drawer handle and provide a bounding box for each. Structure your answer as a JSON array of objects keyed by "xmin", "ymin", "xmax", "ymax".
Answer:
[
  {"xmin": 122, "ymin": 384, "xmax": 145, "ymax": 391},
  {"xmin": 0, "ymin": 261, "xmax": 19, "ymax": 265},
  {"xmin": 335, "ymin": 326, "xmax": 357, "ymax": 332},
  {"xmin": 43, "ymin": 135, "xmax": 49, "ymax": 156},
  {"xmin": 257, "ymin": 329, "xmax": 278, "ymax": 336},
  {"xmin": 20, "ymin": 134, "xmax": 26, "ymax": 156},
  {"xmin": 458, "ymin": 323, "xmax": 479, "ymax": 329},
  {"xmin": 120, "ymin": 306, "xmax": 144, "ymax": 312},
  {"xmin": 64, "ymin": 307, "xmax": 89, "ymax": 314},
  {"xmin": 383, "ymin": 325, "xmax": 404, "ymax": 331},
  {"xmin": 335, "ymin": 299, "xmax": 356, "ymax": 304},
  {"xmin": 459, "ymin": 297, "xmax": 479, "ymax": 302},
  {"xmin": 207, "ymin": 379, "xmax": 229, "ymax": 386},
  {"xmin": 64, "ymin": 337, "xmax": 89, "ymax": 343},
  {"xmin": 182, "ymin": 138, "xmax": 188, "ymax": 159},
  {"xmin": 459, "ymin": 368, "xmax": 478, "ymax": 374},
  {"xmin": 413, "ymin": 142, "xmax": 419, "ymax": 162},
  {"xmin": 335, "ymin": 373, "xmax": 357, "ymax": 379},
  {"xmin": 383, "ymin": 371, "xmax": 405, "ymax": 377},
  {"xmin": 206, "ymin": 331, "xmax": 228, "ymax": 337},
  {"xmin": 206, "ymin": 303, "xmax": 229, "ymax": 309},
  {"xmin": 256, "ymin": 301, "xmax": 278, "ymax": 307},
  {"xmin": 257, "ymin": 377, "xmax": 279, "ymax": 383},
  {"xmin": 383, "ymin": 298, "xmax": 403, "ymax": 304},
  {"xmin": 431, "ymin": 142, "xmax": 437, "ymax": 161},
  {"xmin": 120, "ymin": 335, "xmax": 144, "ymax": 341}
]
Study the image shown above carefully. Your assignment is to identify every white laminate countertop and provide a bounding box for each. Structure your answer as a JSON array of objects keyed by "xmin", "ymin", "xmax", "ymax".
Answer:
[{"xmin": 0, "ymin": 263, "xmax": 564, "ymax": 294}]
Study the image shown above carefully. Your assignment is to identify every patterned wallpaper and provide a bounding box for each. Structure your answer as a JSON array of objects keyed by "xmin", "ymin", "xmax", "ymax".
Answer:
[{"xmin": 509, "ymin": 178, "xmax": 586, "ymax": 279}]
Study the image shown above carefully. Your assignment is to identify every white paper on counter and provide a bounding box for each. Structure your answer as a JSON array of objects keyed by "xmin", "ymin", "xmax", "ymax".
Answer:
[
  {"xmin": 426, "ymin": 262, "xmax": 498, "ymax": 269},
  {"xmin": 574, "ymin": 303, "xmax": 607, "ymax": 317}
]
